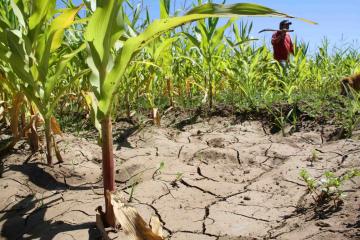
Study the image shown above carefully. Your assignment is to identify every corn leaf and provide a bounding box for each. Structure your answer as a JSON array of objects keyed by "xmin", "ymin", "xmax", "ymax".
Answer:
[
  {"xmin": 211, "ymin": 18, "xmax": 236, "ymax": 47},
  {"xmin": 29, "ymin": 0, "xmax": 56, "ymax": 30},
  {"xmin": 84, "ymin": 0, "xmax": 124, "ymax": 64},
  {"xmin": 153, "ymin": 37, "xmax": 178, "ymax": 61},
  {"xmin": 50, "ymin": 116, "xmax": 62, "ymax": 136},
  {"xmin": 10, "ymin": 0, "xmax": 26, "ymax": 29},
  {"xmin": 82, "ymin": 91, "xmax": 102, "ymax": 135},
  {"xmin": 49, "ymin": 5, "xmax": 83, "ymax": 51},
  {"xmin": 44, "ymin": 43, "xmax": 86, "ymax": 102},
  {"xmin": 159, "ymin": 0, "xmax": 170, "ymax": 19}
]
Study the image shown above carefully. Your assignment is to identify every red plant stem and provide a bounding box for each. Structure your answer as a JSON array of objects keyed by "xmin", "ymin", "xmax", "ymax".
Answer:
[{"xmin": 101, "ymin": 116, "xmax": 116, "ymax": 226}]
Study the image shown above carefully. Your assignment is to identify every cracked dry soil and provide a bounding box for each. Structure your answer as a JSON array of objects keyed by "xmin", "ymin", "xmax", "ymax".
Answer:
[{"xmin": 0, "ymin": 117, "xmax": 359, "ymax": 240}]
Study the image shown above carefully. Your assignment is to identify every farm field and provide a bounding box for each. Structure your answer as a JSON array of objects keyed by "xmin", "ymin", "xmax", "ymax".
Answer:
[
  {"xmin": 0, "ymin": 0, "xmax": 360, "ymax": 239},
  {"xmin": 1, "ymin": 110, "xmax": 360, "ymax": 239}
]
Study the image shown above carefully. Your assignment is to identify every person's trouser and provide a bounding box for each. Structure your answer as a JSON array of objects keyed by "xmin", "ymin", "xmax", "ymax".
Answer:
[{"xmin": 279, "ymin": 60, "xmax": 289, "ymax": 75}]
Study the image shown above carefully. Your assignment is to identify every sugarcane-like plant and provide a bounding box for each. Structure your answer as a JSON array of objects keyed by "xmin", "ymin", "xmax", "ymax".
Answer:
[{"xmin": 84, "ymin": 0, "xmax": 315, "ymax": 227}]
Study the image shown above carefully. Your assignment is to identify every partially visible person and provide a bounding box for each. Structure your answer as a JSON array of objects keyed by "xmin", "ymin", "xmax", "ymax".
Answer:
[
  {"xmin": 271, "ymin": 20, "xmax": 294, "ymax": 73},
  {"xmin": 340, "ymin": 73, "xmax": 360, "ymax": 97}
]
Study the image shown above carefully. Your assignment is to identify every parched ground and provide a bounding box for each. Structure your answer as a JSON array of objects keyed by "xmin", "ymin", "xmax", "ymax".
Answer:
[{"xmin": 0, "ymin": 115, "xmax": 359, "ymax": 240}]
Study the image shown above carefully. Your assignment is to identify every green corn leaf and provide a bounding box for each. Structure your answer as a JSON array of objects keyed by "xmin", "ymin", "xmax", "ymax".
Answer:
[
  {"xmin": 5, "ymin": 30, "xmax": 34, "ymax": 85},
  {"xmin": 29, "ymin": 0, "xmax": 56, "ymax": 30},
  {"xmin": 10, "ymin": 0, "xmax": 26, "ymax": 29},
  {"xmin": 49, "ymin": 5, "xmax": 83, "ymax": 51},
  {"xmin": 154, "ymin": 37, "xmax": 178, "ymax": 61},
  {"xmin": 38, "ymin": 32, "xmax": 55, "ymax": 83},
  {"xmin": 82, "ymin": 90, "xmax": 102, "ymax": 135},
  {"xmin": 196, "ymin": 21, "xmax": 210, "ymax": 50},
  {"xmin": 186, "ymin": 3, "xmax": 315, "ymax": 25},
  {"xmin": 211, "ymin": 18, "xmax": 236, "ymax": 48},
  {"xmin": 84, "ymin": 0, "xmax": 124, "ymax": 65},
  {"xmin": 44, "ymin": 43, "xmax": 86, "ymax": 102},
  {"xmin": 159, "ymin": 0, "xmax": 170, "ymax": 19},
  {"xmin": 182, "ymin": 33, "xmax": 205, "ymax": 58}
]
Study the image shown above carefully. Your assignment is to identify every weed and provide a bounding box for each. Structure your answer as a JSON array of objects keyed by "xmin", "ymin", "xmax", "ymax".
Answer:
[{"xmin": 300, "ymin": 168, "xmax": 360, "ymax": 206}]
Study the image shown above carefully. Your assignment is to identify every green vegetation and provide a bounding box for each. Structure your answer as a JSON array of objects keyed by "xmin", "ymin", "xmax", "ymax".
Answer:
[
  {"xmin": 0, "ymin": 0, "xmax": 359, "ymax": 228},
  {"xmin": 300, "ymin": 169, "xmax": 360, "ymax": 206}
]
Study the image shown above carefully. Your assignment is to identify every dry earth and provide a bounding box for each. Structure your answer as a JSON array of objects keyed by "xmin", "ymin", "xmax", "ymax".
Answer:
[{"xmin": 0, "ymin": 115, "xmax": 359, "ymax": 240}]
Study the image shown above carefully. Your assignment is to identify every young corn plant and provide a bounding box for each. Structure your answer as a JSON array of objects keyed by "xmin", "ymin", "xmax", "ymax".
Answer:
[
  {"xmin": 84, "ymin": 0, "xmax": 315, "ymax": 227},
  {"xmin": 0, "ymin": 1, "xmax": 89, "ymax": 165},
  {"xmin": 183, "ymin": 12, "xmax": 235, "ymax": 108}
]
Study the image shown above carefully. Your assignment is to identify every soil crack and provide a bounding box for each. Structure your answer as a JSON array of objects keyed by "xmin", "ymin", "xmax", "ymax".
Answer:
[
  {"xmin": 177, "ymin": 145, "xmax": 184, "ymax": 158},
  {"xmin": 225, "ymin": 210, "xmax": 270, "ymax": 222},
  {"xmin": 179, "ymin": 179, "xmax": 219, "ymax": 197},
  {"xmin": 197, "ymin": 166, "xmax": 219, "ymax": 182}
]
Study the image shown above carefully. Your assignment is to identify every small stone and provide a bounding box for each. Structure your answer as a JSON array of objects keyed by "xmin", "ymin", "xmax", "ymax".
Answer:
[
  {"xmin": 244, "ymin": 170, "xmax": 250, "ymax": 174},
  {"xmin": 244, "ymin": 196, "xmax": 251, "ymax": 201}
]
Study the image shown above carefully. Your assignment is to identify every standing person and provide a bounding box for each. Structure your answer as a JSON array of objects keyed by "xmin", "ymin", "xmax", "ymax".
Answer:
[{"xmin": 271, "ymin": 20, "xmax": 294, "ymax": 73}]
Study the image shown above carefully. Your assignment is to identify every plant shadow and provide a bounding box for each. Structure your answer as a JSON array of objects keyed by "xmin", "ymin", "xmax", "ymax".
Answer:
[
  {"xmin": 7, "ymin": 162, "xmax": 101, "ymax": 191},
  {"xmin": 0, "ymin": 194, "xmax": 101, "ymax": 240}
]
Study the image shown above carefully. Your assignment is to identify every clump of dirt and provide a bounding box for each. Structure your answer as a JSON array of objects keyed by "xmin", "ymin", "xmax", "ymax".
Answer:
[{"xmin": 1, "ymin": 115, "xmax": 359, "ymax": 240}]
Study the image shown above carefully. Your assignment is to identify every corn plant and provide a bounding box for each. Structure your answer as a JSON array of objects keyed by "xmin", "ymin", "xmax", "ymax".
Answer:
[
  {"xmin": 0, "ymin": 1, "xmax": 89, "ymax": 165},
  {"xmin": 84, "ymin": 0, "xmax": 314, "ymax": 227},
  {"xmin": 183, "ymin": 12, "xmax": 235, "ymax": 108}
]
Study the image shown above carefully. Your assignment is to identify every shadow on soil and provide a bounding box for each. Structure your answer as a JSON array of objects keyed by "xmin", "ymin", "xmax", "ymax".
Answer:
[
  {"xmin": 7, "ymin": 162, "xmax": 101, "ymax": 191},
  {"xmin": 0, "ymin": 194, "xmax": 100, "ymax": 240},
  {"xmin": 114, "ymin": 124, "xmax": 139, "ymax": 149}
]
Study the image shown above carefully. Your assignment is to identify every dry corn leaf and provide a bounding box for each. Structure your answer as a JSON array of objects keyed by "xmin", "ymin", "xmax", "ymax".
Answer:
[
  {"xmin": 30, "ymin": 114, "xmax": 40, "ymax": 152},
  {"xmin": 152, "ymin": 108, "xmax": 161, "ymax": 126},
  {"xmin": 51, "ymin": 116, "xmax": 63, "ymax": 136},
  {"xmin": 10, "ymin": 93, "xmax": 25, "ymax": 141},
  {"xmin": 53, "ymin": 135, "xmax": 63, "ymax": 163},
  {"xmin": 110, "ymin": 194, "xmax": 163, "ymax": 240}
]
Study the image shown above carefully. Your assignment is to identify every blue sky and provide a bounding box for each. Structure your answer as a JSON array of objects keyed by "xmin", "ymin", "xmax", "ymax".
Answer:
[{"xmin": 57, "ymin": 0, "xmax": 360, "ymax": 53}]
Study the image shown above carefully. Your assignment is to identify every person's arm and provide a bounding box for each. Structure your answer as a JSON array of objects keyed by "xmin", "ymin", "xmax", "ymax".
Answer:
[{"xmin": 288, "ymin": 35, "xmax": 294, "ymax": 54}]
